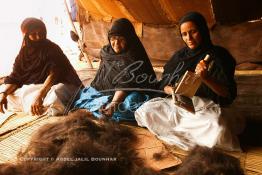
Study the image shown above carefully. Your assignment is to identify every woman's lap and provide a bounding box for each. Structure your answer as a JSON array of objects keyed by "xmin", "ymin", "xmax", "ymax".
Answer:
[
  {"xmin": 73, "ymin": 86, "xmax": 150, "ymax": 122},
  {"xmin": 6, "ymin": 83, "xmax": 78, "ymax": 116},
  {"xmin": 135, "ymin": 96, "xmax": 240, "ymax": 151}
]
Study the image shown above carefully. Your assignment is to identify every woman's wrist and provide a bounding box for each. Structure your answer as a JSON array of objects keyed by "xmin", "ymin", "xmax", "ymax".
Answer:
[
  {"xmin": 38, "ymin": 88, "xmax": 50, "ymax": 99},
  {"xmin": 201, "ymin": 74, "xmax": 211, "ymax": 84},
  {"xmin": 108, "ymin": 101, "xmax": 120, "ymax": 111},
  {"xmin": 111, "ymin": 101, "xmax": 120, "ymax": 104},
  {"xmin": 110, "ymin": 101, "xmax": 120, "ymax": 108}
]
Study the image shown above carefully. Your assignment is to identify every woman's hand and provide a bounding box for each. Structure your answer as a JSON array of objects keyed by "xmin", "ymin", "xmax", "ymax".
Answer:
[
  {"xmin": 195, "ymin": 60, "xmax": 229, "ymax": 97},
  {"xmin": 0, "ymin": 84, "xmax": 18, "ymax": 114},
  {"xmin": 0, "ymin": 92, "xmax": 7, "ymax": 113},
  {"xmin": 31, "ymin": 94, "xmax": 44, "ymax": 116},
  {"xmin": 99, "ymin": 90, "xmax": 126, "ymax": 119},
  {"xmin": 195, "ymin": 60, "xmax": 208, "ymax": 79},
  {"xmin": 164, "ymin": 85, "xmax": 174, "ymax": 95},
  {"xmin": 30, "ymin": 69, "xmax": 56, "ymax": 116},
  {"xmin": 99, "ymin": 102, "xmax": 119, "ymax": 118}
]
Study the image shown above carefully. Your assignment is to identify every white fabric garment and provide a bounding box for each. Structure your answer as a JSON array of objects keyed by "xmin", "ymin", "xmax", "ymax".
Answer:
[
  {"xmin": 135, "ymin": 96, "xmax": 241, "ymax": 151},
  {"xmin": 6, "ymin": 83, "xmax": 79, "ymax": 116}
]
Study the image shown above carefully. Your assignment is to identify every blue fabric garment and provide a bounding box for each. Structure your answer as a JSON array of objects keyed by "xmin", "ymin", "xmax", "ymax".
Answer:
[{"xmin": 73, "ymin": 86, "xmax": 150, "ymax": 122}]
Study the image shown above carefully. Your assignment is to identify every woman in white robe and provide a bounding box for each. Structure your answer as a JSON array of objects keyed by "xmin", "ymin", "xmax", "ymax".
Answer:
[{"xmin": 135, "ymin": 12, "xmax": 242, "ymax": 151}]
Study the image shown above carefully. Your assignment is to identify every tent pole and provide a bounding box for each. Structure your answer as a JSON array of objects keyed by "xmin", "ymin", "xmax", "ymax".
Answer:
[{"xmin": 63, "ymin": 0, "xmax": 93, "ymax": 68}]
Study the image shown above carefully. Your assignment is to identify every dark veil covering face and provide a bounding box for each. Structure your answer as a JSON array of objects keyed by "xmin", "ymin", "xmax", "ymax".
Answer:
[
  {"xmin": 159, "ymin": 12, "xmax": 237, "ymax": 106},
  {"xmin": 91, "ymin": 18, "xmax": 157, "ymax": 94},
  {"xmin": 5, "ymin": 17, "xmax": 82, "ymax": 88},
  {"xmin": 20, "ymin": 17, "xmax": 47, "ymax": 47}
]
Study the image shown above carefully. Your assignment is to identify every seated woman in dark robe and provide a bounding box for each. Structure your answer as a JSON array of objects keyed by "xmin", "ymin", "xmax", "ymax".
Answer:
[
  {"xmin": 135, "ymin": 12, "xmax": 241, "ymax": 151},
  {"xmin": 0, "ymin": 18, "xmax": 82, "ymax": 116},
  {"xmin": 73, "ymin": 18, "xmax": 156, "ymax": 122}
]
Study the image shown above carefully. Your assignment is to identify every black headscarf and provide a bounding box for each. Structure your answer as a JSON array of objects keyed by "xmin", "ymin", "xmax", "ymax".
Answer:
[
  {"xmin": 159, "ymin": 12, "xmax": 237, "ymax": 106},
  {"xmin": 5, "ymin": 18, "xmax": 82, "ymax": 88},
  {"xmin": 91, "ymin": 18, "xmax": 157, "ymax": 95},
  {"xmin": 21, "ymin": 17, "xmax": 47, "ymax": 38},
  {"xmin": 179, "ymin": 12, "xmax": 212, "ymax": 50}
]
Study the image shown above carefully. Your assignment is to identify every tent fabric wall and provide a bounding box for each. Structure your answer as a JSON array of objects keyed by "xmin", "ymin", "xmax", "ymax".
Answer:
[
  {"xmin": 80, "ymin": 19, "xmax": 262, "ymax": 66},
  {"xmin": 75, "ymin": 0, "xmax": 262, "ymax": 66},
  {"xmin": 76, "ymin": 0, "xmax": 215, "ymax": 26}
]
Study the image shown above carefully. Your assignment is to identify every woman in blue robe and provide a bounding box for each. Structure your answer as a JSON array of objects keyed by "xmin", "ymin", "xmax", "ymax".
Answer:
[{"xmin": 74, "ymin": 18, "xmax": 157, "ymax": 122}]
